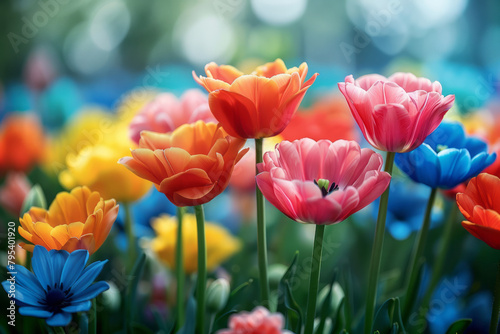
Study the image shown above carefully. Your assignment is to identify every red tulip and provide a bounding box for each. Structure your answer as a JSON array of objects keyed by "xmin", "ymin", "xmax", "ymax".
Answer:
[
  {"xmin": 217, "ymin": 307, "xmax": 290, "ymax": 334},
  {"xmin": 456, "ymin": 173, "xmax": 500, "ymax": 249}
]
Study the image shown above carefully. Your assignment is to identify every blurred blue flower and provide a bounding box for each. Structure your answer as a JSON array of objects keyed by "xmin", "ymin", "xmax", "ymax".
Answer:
[
  {"xmin": 2, "ymin": 246, "xmax": 109, "ymax": 327},
  {"xmin": 39, "ymin": 77, "xmax": 83, "ymax": 131},
  {"xmin": 372, "ymin": 177, "xmax": 443, "ymax": 240},
  {"xmin": 426, "ymin": 263, "xmax": 472, "ymax": 334},
  {"xmin": 395, "ymin": 121, "xmax": 496, "ymax": 189}
]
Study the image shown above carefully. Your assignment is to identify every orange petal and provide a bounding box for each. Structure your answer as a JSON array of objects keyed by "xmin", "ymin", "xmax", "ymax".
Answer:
[
  {"xmin": 208, "ymin": 90, "xmax": 258, "ymax": 138},
  {"xmin": 159, "ymin": 169, "xmax": 214, "ymax": 206},
  {"xmin": 252, "ymin": 59, "xmax": 287, "ymax": 77},
  {"xmin": 462, "ymin": 220, "xmax": 500, "ymax": 249},
  {"xmin": 204, "ymin": 62, "xmax": 243, "ymax": 83},
  {"xmin": 50, "ymin": 225, "xmax": 71, "ymax": 247},
  {"xmin": 33, "ymin": 223, "xmax": 59, "ymax": 249},
  {"xmin": 62, "ymin": 234, "xmax": 96, "ymax": 254},
  {"xmin": 19, "ymin": 242, "xmax": 35, "ymax": 253}
]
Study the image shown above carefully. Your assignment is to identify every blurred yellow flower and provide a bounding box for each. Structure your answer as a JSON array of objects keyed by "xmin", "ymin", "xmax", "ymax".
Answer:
[
  {"xmin": 151, "ymin": 213, "xmax": 241, "ymax": 274},
  {"xmin": 44, "ymin": 108, "xmax": 115, "ymax": 175},
  {"xmin": 59, "ymin": 125, "xmax": 152, "ymax": 203}
]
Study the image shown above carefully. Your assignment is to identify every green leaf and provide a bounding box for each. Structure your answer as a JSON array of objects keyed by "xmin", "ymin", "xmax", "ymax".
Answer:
[
  {"xmin": 284, "ymin": 281, "xmax": 303, "ymax": 334},
  {"xmin": 317, "ymin": 271, "xmax": 338, "ymax": 334},
  {"xmin": 277, "ymin": 252, "xmax": 301, "ymax": 331},
  {"xmin": 372, "ymin": 297, "xmax": 406, "ymax": 334},
  {"xmin": 445, "ymin": 319, "xmax": 472, "ymax": 334},
  {"xmin": 130, "ymin": 322, "xmax": 155, "ymax": 334},
  {"xmin": 331, "ymin": 298, "xmax": 345, "ymax": 334},
  {"xmin": 21, "ymin": 184, "xmax": 46, "ymax": 215},
  {"xmin": 125, "ymin": 252, "xmax": 147, "ymax": 332}
]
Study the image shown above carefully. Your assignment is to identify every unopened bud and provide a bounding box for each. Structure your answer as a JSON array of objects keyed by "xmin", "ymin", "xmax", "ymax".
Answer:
[
  {"xmin": 21, "ymin": 184, "xmax": 46, "ymax": 215},
  {"xmin": 206, "ymin": 278, "xmax": 230, "ymax": 313}
]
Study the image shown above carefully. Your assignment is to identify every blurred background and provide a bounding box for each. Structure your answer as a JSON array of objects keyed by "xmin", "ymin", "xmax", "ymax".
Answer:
[
  {"xmin": 1, "ymin": 0, "xmax": 500, "ymax": 333},
  {"xmin": 1, "ymin": 0, "xmax": 500, "ymax": 116}
]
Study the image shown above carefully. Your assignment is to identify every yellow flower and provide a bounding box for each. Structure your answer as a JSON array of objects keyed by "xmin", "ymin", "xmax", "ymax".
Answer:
[
  {"xmin": 59, "ymin": 125, "xmax": 152, "ymax": 203},
  {"xmin": 44, "ymin": 108, "xmax": 115, "ymax": 175},
  {"xmin": 151, "ymin": 213, "xmax": 241, "ymax": 273}
]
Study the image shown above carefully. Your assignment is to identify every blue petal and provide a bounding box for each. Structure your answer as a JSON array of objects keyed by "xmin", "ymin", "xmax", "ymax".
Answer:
[
  {"xmin": 19, "ymin": 306, "xmax": 53, "ymax": 318},
  {"xmin": 48, "ymin": 249, "xmax": 70, "ymax": 283},
  {"xmin": 464, "ymin": 137, "xmax": 488, "ymax": 156},
  {"xmin": 395, "ymin": 152, "xmax": 417, "ymax": 179},
  {"xmin": 426, "ymin": 122, "xmax": 466, "ymax": 149},
  {"xmin": 11, "ymin": 265, "xmax": 45, "ymax": 298},
  {"xmin": 60, "ymin": 249, "xmax": 89, "ymax": 288},
  {"xmin": 437, "ymin": 149, "xmax": 471, "ymax": 188},
  {"xmin": 31, "ymin": 246, "xmax": 54, "ymax": 291},
  {"xmin": 424, "ymin": 122, "xmax": 466, "ymax": 149},
  {"xmin": 71, "ymin": 281, "xmax": 110, "ymax": 303},
  {"xmin": 412, "ymin": 144, "xmax": 441, "ymax": 187},
  {"xmin": 70, "ymin": 260, "xmax": 108, "ymax": 293},
  {"xmin": 467, "ymin": 152, "xmax": 496, "ymax": 179},
  {"xmin": 61, "ymin": 300, "xmax": 92, "ymax": 313},
  {"xmin": 2, "ymin": 281, "xmax": 43, "ymax": 306},
  {"xmin": 46, "ymin": 312, "xmax": 72, "ymax": 327}
]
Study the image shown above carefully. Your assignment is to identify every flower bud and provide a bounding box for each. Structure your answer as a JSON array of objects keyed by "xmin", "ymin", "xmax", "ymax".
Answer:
[
  {"xmin": 206, "ymin": 278, "xmax": 230, "ymax": 313},
  {"xmin": 21, "ymin": 184, "xmax": 46, "ymax": 215}
]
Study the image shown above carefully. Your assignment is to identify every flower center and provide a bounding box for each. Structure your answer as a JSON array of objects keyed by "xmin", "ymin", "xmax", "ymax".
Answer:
[
  {"xmin": 42, "ymin": 283, "xmax": 73, "ymax": 312},
  {"xmin": 314, "ymin": 179, "xmax": 339, "ymax": 197},
  {"xmin": 437, "ymin": 144, "xmax": 448, "ymax": 152}
]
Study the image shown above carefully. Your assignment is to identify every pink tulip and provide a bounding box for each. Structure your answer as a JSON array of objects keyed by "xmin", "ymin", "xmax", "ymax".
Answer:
[
  {"xmin": 256, "ymin": 139, "xmax": 391, "ymax": 225},
  {"xmin": 129, "ymin": 89, "xmax": 216, "ymax": 144},
  {"xmin": 217, "ymin": 307, "xmax": 291, "ymax": 334},
  {"xmin": 0, "ymin": 172, "xmax": 31, "ymax": 216},
  {"xmin": 338, "ymin": 73, "xmax": 455, "ymax": 153}
]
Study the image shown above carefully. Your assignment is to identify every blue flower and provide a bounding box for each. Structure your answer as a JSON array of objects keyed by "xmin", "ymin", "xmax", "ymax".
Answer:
[
  {"xmin": 372, "ymin": 177, "xmax": 443, "ymax": 240},
  {"xmin": 2, "ymin": 246, "xmax": 109, "ymax": 327},
  {"xmin": 395, "ymin": 121, "xmax": 496, "ymax": 189}
]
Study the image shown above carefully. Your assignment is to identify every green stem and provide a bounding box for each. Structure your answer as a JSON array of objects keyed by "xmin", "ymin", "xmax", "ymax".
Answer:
[
  {"xmin": 89, "ymin": 298, "xmax": 96, "ymax": 334},
  {"xmin": 255, "ymin": 138, "xmax": 270, "ymax": 308},
  {"xmin": 420, "ymin": 204, "xmax": 458, "ymax": 314},
  {"xmin": 123, "ymin": 202, "xmax": 136, "ymax": 271},
  {"xmin": 304, "ymin": 224, "xmax": 326, "ymax": 334},
  {"xmin": 402, "ymin": 187, "xmax": 438, "ymax": 320},
  {"xmin": 490, "ymin": 262, "xmax": 500, "ymax": 334},
  {"xmin": 195, "ymin": 205, "xmax": 207, "ymax": 334},
  {"xmin": 51, "ymin": 327, "xmax": 65, "ymax": 334},
  {"xmin": 364, "ymin": 151, "xmax": 395, "ymax": 334},
  {"xmin": 176, "ymin": 206, "xmax": 186, "ymax": 330}
]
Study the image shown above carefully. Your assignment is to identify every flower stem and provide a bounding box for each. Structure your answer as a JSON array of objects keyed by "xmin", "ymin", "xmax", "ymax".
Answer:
[
  {"xmin": 176, "ymin": 206, "xmax": 186, "ymax": 330},
  {"xmin": 364, "ymin": 151, "xmax": 395, "ymax": 334},
  {"xmin": 402, "ymin": 187, "xmax": 438, "ymax": 321},
  {"xmin": 255, "ymin": 138, "xmax": 270, "ymax": 308},
  {"xmin": 195, "ymin": 205, "xmax": 207, "ymax": 334},
  {"xmin": 420, "ymin": 204, "xmax": 458, "ymax": 316},
  {"xmin": 123, "ymin": 202, "xmax": 136, "ymax": 271},
  {"xmin": 52, "ymin": 327, "xmax": 65, "ymax": 334},
  {"xmin": 304, "ymin": 224, "xmax": 326, "ymax": 334},
  {"xmin": 89, "ymin": 298, "xmax": 97, "ymax": 334},
  {"xmin": 490, "ymin": 261, "xmax": 500, "ymax": 334}
]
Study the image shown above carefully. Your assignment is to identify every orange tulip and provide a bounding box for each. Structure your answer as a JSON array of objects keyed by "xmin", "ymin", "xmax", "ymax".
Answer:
[
  {"xmin": 19, "ymin": 186, "xmax": 119, "ymax": 254},
  {"xmin": 0, "ymin": 114, "xmax": 46, "ymax": 173},
  {"xmin": 193, "ymin": 59, "xmax": 318, "ymax": 139},
  {"xmin": 456, "ymin": 173, "xmax": 500, "ymax": 249},
  {"xmin": 119, "ymin": 121, "xmax": 248, "ymax": 206}
]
